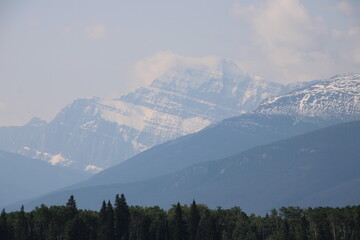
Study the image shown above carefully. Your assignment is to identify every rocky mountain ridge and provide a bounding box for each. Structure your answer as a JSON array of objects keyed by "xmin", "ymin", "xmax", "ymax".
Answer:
[
  {"xmin": 0, "ymin": 59, "xmax": 300, "ymax": 172},
  {"xmin": 256, "ymin": 73, "xmax": 360, "ymax": 121}
]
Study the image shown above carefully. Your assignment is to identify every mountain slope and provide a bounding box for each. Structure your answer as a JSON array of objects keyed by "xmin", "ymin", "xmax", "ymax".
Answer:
[
  {"xmin": 0, "ymin": 150, "xmax": 90, "ymax": 208},
  {"xmin": 80, "ymin": 113, "xmax": 323, "ymax": 186},
  {"xmin": 0, "ymin": 59, "xmax": 300, "ymax": 172},
  {"xmin": 74, "ymin": 73, "xmax": 360, "ymax": 186},
  {"xmin": 17, "ymin": 120, "xmax": 360, "ymax": 214},
  {"xmin": 256, "ymin": 73, "xmax": 360, "ymax": 120}
]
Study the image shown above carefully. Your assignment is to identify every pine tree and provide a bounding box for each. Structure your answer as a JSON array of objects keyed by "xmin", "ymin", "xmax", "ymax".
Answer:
[
  {"xmin": 188, "ymin": 200, "xmax": 200, "ymax": 240},
  {"xmin": 280, "ymin": 219, "xmax": 291, "ymax": 240},
  {"xmin": 99, "ymin": 201, "xmax": 108, "ymax": 240},
  {"xmin": 107, "ymin": 201, "xmax": 115, "ymax": 240},
  {"xmin": 114, "ymin": 193, "xmax": 130, "ymax": 240},
  {"xmin": 299, "ymin": 215, "xmax": 309, "ymax": 240},
  {"xmin": 66, "ymin": 195, "xmax": 78, "ymax": 217},
  {"xmin": 98, "ymin": 200, "xmax": 115, "ymax": 240},
  {"xmin": 16, "ymin": 205, "xmax": 29, "ymax": 240},
  {"xmin": 0, "ymin": 209, "xmax": 13, "ymax": 240},
  {"xmin": 173, "ymin": 202, "xmax": 186, "ymax": 240}
]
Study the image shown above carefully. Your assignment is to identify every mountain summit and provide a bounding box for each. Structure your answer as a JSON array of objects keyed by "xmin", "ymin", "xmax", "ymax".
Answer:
[
  {"xmin": 256, "ymin": 73, "xmax": 360, "ymax": 121},
  {"xmin": 0, "ymin": 59, "xmax": 295, "ymax": 172}
]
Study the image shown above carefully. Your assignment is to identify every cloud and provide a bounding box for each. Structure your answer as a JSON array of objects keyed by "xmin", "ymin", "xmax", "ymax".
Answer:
[
  {"xmin": 229, "ymin": 0, "xmax": 360, "ymax": 83},
  {"xmin": 63, "ymin": 26, "xmax": 71, "ymax": 34},
  {"xmin": 85, "ymin": 25, "xmax": 107, "ymax": 40},
  {"xmin": 354, "ymin": 48, "xmax": 360, "ymax": 65},
  {"xmin": 261, "ymin": 2, "xmax": 318, "ymax": 45},
  {"xmin": 335, "ymin": 1, "xmax": 354, "ymax": 15},
  {"xmin": 0, "ymin": 102, "xmax": 6, "ymax": 111},
  {"xmin": 228, "ymin": 2, "xmax": 256, "ymax": 19},
  {"xmin": 131, "ymin": 51, "xmax": 221, "ymax": 87}
]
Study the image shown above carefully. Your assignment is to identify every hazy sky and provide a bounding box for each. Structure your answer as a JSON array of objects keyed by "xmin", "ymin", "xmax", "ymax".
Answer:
[{"xmin": 0, "ymin": 0, "xmax": 359, "ymax": 126}]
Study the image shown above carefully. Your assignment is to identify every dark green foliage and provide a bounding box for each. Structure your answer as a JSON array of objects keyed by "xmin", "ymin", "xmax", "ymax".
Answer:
[
  {"xmin": 0, "ymin": 209, "xmax": 14, "ymax": 240},
  {"xmin": 15, "ymin": 205, "xmax": 29, "ymax": 240},
  {"xmin": 114, "ymin": 193, "xmax": 130, "ymax": 240},
  {"xmin": 66, "ymin": 195, "xmax": 78, "ymax": 218},
  {"xmin": 187, "ymin": 200, "xmax": 200, "ymax": 240},
  {"xmin": 65, "ymin": 211, "xmax": 98, "ymax": 240},
  {"xmin": 169, "ymin": 203, "xmax": 186, "ymax": 240},
  {"xmin": 1, "ymin": 194, "xmax": 360, "ymax": 240},
  {"xmin": 98, "ymin": 200, "xmax": 115, "ymax": 240}
]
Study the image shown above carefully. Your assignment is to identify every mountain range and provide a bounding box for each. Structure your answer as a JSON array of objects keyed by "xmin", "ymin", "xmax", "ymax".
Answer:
[
  {"xmin": 0, "ymin": 59, "xmax": 311, "ymax": 173},
  {"xmin": 13, "ymin": 120, "xmax": 360, "ymax": 214},
  {"xmin": 1, "ymin": 57, "xmax": 359, "ymax": 213},
  {"xmin": 74, "ymin": 73, "xmax": 360, "ymax": 187}
]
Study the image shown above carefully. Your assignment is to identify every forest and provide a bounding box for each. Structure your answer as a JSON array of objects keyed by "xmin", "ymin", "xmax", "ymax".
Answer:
[{"xmin": 0, "ymin": 194, "xmax": 359, "ymax": 240}]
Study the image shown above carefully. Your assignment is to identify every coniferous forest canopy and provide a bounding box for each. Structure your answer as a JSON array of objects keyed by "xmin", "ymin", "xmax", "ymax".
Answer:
[{"xmin": 1, "ymin": 194, "xmax": 360, "ymax": 240}]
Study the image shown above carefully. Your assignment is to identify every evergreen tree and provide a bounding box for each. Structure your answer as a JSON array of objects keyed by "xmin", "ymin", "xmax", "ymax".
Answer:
[
  {"xmin": 107, "ymin": 200, "xmax": 115, "ymax": 240},
  {"xmin": 16, "ymin": 205, "xmax": 29, "ymax": 240},
  {"xmin": 99, "ymin": 201, "xmax": 108, "ymax": 240},
  {"xmin": 114, "ymin": 193, "xmax": 130, "ymax": 240},
  {"xmin": 32, "ymin": 204, "xmax": 50, "ymax": 240},
  {"xmin": 208, "ymin": 213, "xmax": 219, "ymax": 240},
  {"xmin": 0, "ymin": 209, "xmax": 14, "ymax": 240},
  {"xmin": 66, "ymin": 195, "xmax": 78, "ymax": 218},
  {"xmin": 173, "ymin": 202, "xmax": 186, "ymax": 240},
  {"xmin": 98, "ymin": 200, "xmax": 115, "ymax": 240},
  {"xmin": 280, "ymin": 219, "xmax": 292, "ymax": 240},
  {"xmin": 299, "ymin": 215, "xmax": 309, "ymax": 240},
  {"xmin": 188, "ymin": 200, "xmax": 200, "ymax": 240}
]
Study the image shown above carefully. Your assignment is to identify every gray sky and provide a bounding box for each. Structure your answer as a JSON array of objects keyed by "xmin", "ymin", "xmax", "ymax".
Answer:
[{"xmin": 0, "ymin": 0, "xmax": 359, "ymax": 126}]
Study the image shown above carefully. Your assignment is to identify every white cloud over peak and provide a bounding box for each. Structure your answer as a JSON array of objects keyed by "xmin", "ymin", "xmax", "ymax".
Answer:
[
  {"xmin": 131, "ymin": 51, "xmax": 221, "ymax": 87},
  {"xmin": 0, "ymin": 102, "xmax": 6, "ymax": 111},
  {"xmin": 85, "ymin": 25, "xmax": 107, "ymax": 40},
  {"xmin": 228, "ymin": 2, "xmax": 256, "ymax": 19},
  {"xmin": 253, "ymin": 0, "xmax": 321, "ymax": 50},
  {"xmin": 335, "ymin": 0, "xmax": 355, "ymax": 15},
  {"xmin": 229, "ymin": 0, "xmax": 360, "ymax": 83}
]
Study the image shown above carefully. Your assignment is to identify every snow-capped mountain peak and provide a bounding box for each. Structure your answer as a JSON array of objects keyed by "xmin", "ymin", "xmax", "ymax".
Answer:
[
  {"xmin": 256, "ymin": 73, "xmax": 360, "ymax": 120},
  {"xmin": 0, "ymin": 59, "xmax": 337, "ymax": 172}
]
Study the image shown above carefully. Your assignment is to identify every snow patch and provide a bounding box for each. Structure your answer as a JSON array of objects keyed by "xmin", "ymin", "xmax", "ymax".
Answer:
[
  {"xmin": 84, "ymin": 165, "xmax": 103, "ymax": 174},
  {"xmin": 48, "ymin": 154, "xmax": 73, "ymax": 167},
  {"xmin": 100, "ymin": 100, "xmax": 153, "ymax": 131},
  {"xmin": 181, "ymin": 117, "xmax": 211, "ymax": 133}
]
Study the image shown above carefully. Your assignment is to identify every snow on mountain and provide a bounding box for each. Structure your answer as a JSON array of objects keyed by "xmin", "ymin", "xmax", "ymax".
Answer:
[
  {"xmin": 20, "ymin": 146, "xmax": 73, "ymax": 167},
  {"xmin": 84, "ymin": 59, "xmax": 297, "ymax": 155},
  {"xmin": 0, "ymin": 58, "xmax": 296, "ymax": 172},
  {"xmin": 256, "ymin": 73, "xmax": 360, "ymax": 121}
]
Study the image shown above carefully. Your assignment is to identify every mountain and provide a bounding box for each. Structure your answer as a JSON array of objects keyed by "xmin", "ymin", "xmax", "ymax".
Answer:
[
  {"xmin": 72, "ymin": 73, "xmax": 360, "ymax": 186},
  {"xmin": 79, "ymin": 114, "xmax": 324, "ymax": 187},
  {"xmin": 15, "ymin": 120, "xmax": 360, "ymax": 214},
  {"xmin": 256, "ymin": 73, "xmax": 360, "ymax": 121},
  {"xmin": 0, "ymin": 150, "xmax": 90, "ymax": 208},
  {"xmin": 0, "ymin": 59, "xmax": 301, "ymax": 172}
]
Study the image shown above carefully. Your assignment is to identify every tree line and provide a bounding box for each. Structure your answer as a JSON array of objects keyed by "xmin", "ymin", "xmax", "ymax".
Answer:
[{"xmin": 0, "ymin": 194, "xmax": 360, "ymax": 240}]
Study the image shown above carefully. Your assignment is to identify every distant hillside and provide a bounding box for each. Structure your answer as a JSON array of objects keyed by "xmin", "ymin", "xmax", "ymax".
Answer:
[
  {"xmin": 15, "ymin": 120, "xmax": 360, "ymax": 214},
  {"xmin": 0, "ymin": 150, "xmax": 90, "ymax": 208},
  {"xmin": 80, "ymin": 113, "xmax": 324, "ymax": 187}
]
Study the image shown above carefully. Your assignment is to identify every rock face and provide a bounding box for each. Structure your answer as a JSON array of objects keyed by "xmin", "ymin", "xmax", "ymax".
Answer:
[
  {"xmin": 256, "ymin": 74, "xmax": 360, "ymax": 121},
  {"xmin": 0, "ymin": 59, "xmax": 297, "ymax": 172}
]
